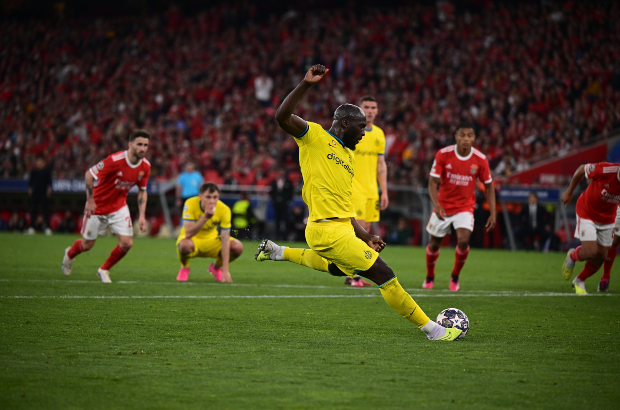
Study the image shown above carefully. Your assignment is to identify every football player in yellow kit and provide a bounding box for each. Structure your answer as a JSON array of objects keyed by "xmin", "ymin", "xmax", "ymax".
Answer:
[{"xmin": 255, "ymin": 65, "xmax": 460, "ymax": 341}]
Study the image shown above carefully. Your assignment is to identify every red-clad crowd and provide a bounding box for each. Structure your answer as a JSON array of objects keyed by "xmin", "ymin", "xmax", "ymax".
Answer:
[{"xmin": 1, "ymin": 1, "xmax": 619, "ymax": 188}]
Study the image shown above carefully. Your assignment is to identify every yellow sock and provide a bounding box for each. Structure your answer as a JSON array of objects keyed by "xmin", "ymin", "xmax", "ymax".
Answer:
[
  {"xmin": 283, "ymin": 248, "xmax": 329, "ymax": 272},
  {"xmin": 379, "ymin": 277, "xmax": 430, "ymax": 328}
]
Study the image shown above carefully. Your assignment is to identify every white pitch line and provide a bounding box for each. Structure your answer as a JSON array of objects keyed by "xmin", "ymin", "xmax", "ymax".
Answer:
[
  {"xmin": 0, "ymin": 278, "xmax": 608, "ymax": 296},
  {"xmin": 0, "ymin": 293, "xmax": 616, "ymax": 299}
]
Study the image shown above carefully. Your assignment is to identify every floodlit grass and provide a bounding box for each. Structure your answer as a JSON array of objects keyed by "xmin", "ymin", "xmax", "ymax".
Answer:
[{"xmin": 0, "ymin": 233, "xmax": 619, "ymax": 409}]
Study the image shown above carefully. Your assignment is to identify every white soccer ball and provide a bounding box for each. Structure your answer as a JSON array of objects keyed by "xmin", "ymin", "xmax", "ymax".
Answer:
[{"xmin": 436, "ymin": 308, "xmax": 469, "ymax": 340}]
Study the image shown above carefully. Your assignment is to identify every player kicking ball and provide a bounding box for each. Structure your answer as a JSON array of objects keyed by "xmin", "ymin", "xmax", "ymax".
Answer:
[
  {"xmin": 62, "ymin": 130, "xmax": 151, "ymax": 282},
  {"xmin": 176, "ymin": 182, "xmax": 243, "ymax": 283},
  {"xmin": 256, "ymin": 64, "xmax": 461, "ymax": 341},
  {"xmin": 561, "ymin": 163, "xmax": 620, "ymax": 294},
  {"xmin": 423, "ymin": 123, "xmax": 496, "ymax": 291}
]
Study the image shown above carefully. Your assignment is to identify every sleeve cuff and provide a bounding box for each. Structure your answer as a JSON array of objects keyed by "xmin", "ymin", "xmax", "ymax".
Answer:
[
  {"xmin": 484, "ymin": 178, "xmax": 493, "ymax": 184},
  {"xmin": 429, "ymin": 173, "xmax": 440, "ymax": 178},
  {"xmin": 140, "ymin": 186, "xmax": 147, "ymax": 190},
  {"xmin": 89, "ymin": 168, "xmax": 99, "ymax": 180},
  {"xmin": 182, "ymin": 218, "xmax": 196, "ymax": 222},
  {"xmin": 293, "ymin": 122, "xmax": 309, "ymax": 138},
  {"xmin": 220, "ymin": 227, "xmax": 231, "ymax": 230}
]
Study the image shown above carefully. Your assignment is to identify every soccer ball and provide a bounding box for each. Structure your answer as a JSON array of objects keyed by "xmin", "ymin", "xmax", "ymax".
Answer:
[{"xmin": 436, "ymin": 308, "xmax": 469, "ymax": 339}]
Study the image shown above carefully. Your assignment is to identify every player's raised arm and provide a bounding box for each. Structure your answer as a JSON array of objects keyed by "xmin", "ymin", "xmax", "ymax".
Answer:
[
  {"xmin": 562, "ymin": 164, "xmax": 586, "ymax": 206},
  {"xmin": 275, "ymin": 65, "xmax": 329, "ymax": 137}
]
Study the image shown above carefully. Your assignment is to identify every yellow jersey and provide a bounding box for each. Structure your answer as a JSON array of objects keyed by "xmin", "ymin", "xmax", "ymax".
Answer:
[
  {"xmin": 179, "ymin": 197, "xmax": 231, "ymax": 239},
  {"xmin": 351, "ymin": 124, "xmax": 385, "ymax": 199},
  {"xmin": 295, "ymin": 121, "xmax": 356, "ymax": 221}
]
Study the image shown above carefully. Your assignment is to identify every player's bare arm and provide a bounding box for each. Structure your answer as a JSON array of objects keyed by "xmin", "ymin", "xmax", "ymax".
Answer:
[
  {"xmin": 484, "ymin": 182, "xmax": 496, "ymax": 232},
  {"xmin": 275, "ymin": 65, "xmax": 329, "ymax": 136},
  {"xmin": 377, "ymin": 155, "xmax": 389, "ymax": 210},
  {"xmin": 351, "ymin": 217, "xmax": 386, "ymax": 252},
  {"xmin": 428, "ymin": 176, "xmax": 445, "ymax": 220},
  {"xmin": 562, "ymin": 164, "xmax": 586, "ymax": 206},
  {"xmin": 182, "ymin": 207, "xmax": 215, "ymax": 239},
  {"xmin": 137, "ymin": 190, "xmax": 148, "ymax": 233},
  {"xmin": 84, "ymin": 170, "xmax": 97, "ymax": 217},
  {"xmin": 219, "ymin": 229, "xmax": 233, "ymax": 283}
]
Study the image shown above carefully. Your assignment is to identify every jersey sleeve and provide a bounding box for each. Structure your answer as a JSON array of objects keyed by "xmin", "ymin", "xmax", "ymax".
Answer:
[
  {"xmin": 219, "ymin": 204, "xmax": 232, "ymax": 230},
  {"xmin": 89, "ymin": 156, "xmax": 115, "ymax": 181},
  {"xmin": 138, "ymin": 164, "xmax": 151, "ymax": 190},
  {"xmin": 585, "ymin": 163, "xmax": 604, "ymax": 180},
  {"xmin": 377, "ymin": 130, "xmax": 386, "ymax": 155},
  {"xmin": 182, "ymin": 199, "xmax": 198, "ymax": 222},
  {"xmin": 479, "ymin": 158, "xmax": 492, "ymax": 184},
  {"xmin": 294, "ymin": 121, "xmax": 322, "ymax": 146},
  {"xmin": 429, "ymin": 152, "xmax": 443, "ymax": 178}
]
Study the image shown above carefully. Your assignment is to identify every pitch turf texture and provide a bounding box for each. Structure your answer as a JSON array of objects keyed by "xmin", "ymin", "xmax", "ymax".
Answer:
[{"xmin": 1, "ymin": 234, "xmax": 619, "ymax": 409}]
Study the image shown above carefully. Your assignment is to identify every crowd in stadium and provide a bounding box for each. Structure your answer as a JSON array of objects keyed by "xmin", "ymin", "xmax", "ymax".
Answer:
[{"xmin": 1, "ymin": 1, "xmax": 619, "ymax": 189}]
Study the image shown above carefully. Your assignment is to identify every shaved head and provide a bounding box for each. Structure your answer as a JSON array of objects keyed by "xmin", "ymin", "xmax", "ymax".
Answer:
[{"xmin": 334, "ymin": 104, "xmax": 365, "ymax": 122}]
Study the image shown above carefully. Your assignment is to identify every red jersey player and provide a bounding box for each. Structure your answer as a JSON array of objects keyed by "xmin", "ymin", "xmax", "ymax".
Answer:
[
  {"xmin": 561, "ymin": 162, "xmax": 620, "ymax": 293},
  {"xmin": 423, "ymin": 123, "xmax": 496, "ymax": 291},
  {"xmin": 61, "ymin": 130, "xmax": 151, "ymax": 282}
]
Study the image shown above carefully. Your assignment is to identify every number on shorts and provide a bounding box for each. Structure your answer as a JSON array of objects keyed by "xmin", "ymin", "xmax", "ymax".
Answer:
[{"xmin": 126, "ymin": 216, "xmax": 132, "ymax": 228}]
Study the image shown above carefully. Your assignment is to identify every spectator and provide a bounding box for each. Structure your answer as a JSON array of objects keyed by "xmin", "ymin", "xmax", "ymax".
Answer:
[
  {"xmin": 254, "ymin": 71, "xmax": 274, "ymax": 107},
  {"xmin": 55, "ymin": 210, "xmax": 77, "ymax": 233},
  {"xmin": 494, "ymin": 153, "xmax": 517, "ymax": 178},
  {"xmin": 270, "ymin": 168, "xmax": 294, "ymax": 240},
  {"xmin": 26, "ymin": 157, "xmax": 52, "ymax": 235},
  {"xmin": 176, "ymin": 162, "xmax": 204, "ymax": 209},
  {"xmin": 8, "ymin": 212, "xmax": 26, "ymax": 232},
  {"xmin": 289, "ymin": 205, "xmax": 306, "ymax": 242},
  {"xmin": 516, "ymin": 192, "xmax": 550, "ymax": 251},
  {"xmin": 232, "ymin": 192, "xmax": 256, "ymax": 239},
  {"xmin": 390, "ymin": 217, "xmax": 413, "ymax": 245}
]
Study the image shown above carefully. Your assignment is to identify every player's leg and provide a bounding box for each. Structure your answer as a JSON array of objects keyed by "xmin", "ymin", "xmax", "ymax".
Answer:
[
  {"xmin": 572, "ymin": 241, "xmax": 606, "ymax": 294},
  {"xmin": 358, "ymin": 258, "xmax": 460, "ymax": 341},
  {"xmin": 255, "ymin": 239, "xmax": 329, "ymax": 272},
  {"xmin": 62, "ymin": 214, "xmax": 99, "ymax": 276},
  {"xmin": 423, "ymin": 212, "xmax": 451, "ymax": 289},
  {"xmin": 450, "ymin": 226, "xmax": 473, "ymax": 292},
  {"xmin": 176, "ymin": 237, "xmax": 196, "ymax": 281},
  {"xmin": 97, "ymin": 206, "xmax": 134, "ymax": 282},
  {"xmin": 601, "ymin": 225, "xmax": 620, "ymax": 292},
  {"xmin": 346, "ymin": 196, "xmax": 373, "ymax": 286},
  {"xmin": 563, "ymin": 216, "xmax": 597, "ymax": 280},
  {"xmin": 214, "ymin": 238, "xmax": 244, "ymax": 268}
]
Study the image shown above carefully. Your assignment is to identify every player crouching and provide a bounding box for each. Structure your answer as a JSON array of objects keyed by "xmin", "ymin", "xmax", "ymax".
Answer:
[
  {"xmin": 176, "ymin": 182, "xmax": 243, "ymax": 283},
  {"xmin": 61, "ymin": 129, "xmax": 151, "ymax": 282}
]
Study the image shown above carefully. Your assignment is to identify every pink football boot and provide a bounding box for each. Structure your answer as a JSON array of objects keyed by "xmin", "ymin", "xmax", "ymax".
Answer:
[
  {"xmin": 176, "ymin": 267, "xmax": 190, "ymax": 281},
  {"xmin": 208, "ymin": 263, "xmax": 223, "ymax": 282}
]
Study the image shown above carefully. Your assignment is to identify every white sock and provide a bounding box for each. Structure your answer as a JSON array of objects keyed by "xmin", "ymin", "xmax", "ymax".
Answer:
[
  {"xmin": 566, "ymin": 252, "xmax": 576, "ymax": 268},
  {"xmin": 270, "ymin": 245, "xmax": 285, "ymax": 261},
  {"xmin": 421, "ymin": 320, "xmax": 447, "ymax": 340},
  {"xmin": 573, "ymin": 277, "xmax": 585, "ymax": 288}
]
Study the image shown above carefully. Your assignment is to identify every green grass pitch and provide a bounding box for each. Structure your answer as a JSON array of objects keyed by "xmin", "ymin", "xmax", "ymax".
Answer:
[{"xmin": 1, "ymin": 233, "xmax": 619, "ymax": 409}]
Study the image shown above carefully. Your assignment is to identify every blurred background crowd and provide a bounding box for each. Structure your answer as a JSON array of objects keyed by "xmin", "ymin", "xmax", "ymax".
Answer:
[{"xmin": 1, "ymin": 0, "xmax": 619, "ymax": 189}]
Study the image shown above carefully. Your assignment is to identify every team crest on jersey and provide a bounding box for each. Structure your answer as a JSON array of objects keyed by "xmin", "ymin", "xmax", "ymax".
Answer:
[
  {"xmin": 470, "ymin": 164, "xmax": 478, "ymax": 174},
  {"xmin": 588, "ymin": 164, "xmax": 595, "ymax": 174},
  {"xmin": 138, "ymin": 171, "xmax": 144, "ymax": 181},
  {"xmin": 97, "ymin": 162, "xmax": 104, "ymax": 170}
]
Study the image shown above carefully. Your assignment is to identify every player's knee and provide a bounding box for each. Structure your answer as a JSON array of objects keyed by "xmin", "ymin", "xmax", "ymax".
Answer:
[
  {"xmin": 231, "ymin": 240, "xmax": 244, "ymax": 257},
  {"xmin": 119, "ymin": 238, "xmax": 133, "ymax": 251},
  {"xmin": 457, "ymin": 240, "xmax": 469, "ymax": 250},
  {"xmin": 178, "ymin": 240, "xmax": 194, "ymax": 255},
  {"xmin": 81, "ymin": 239, "xmax": 95, "ymax": 251}
]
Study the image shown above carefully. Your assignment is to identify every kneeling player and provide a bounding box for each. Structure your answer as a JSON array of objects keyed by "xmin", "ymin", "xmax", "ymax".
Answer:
[
  {"xmin": 423, "ymin": 123, "xmax": 496, "ymax": 291},
  {"xmin": 176, "ymin": 182, "xmax": 243, "ymax": 283},
  {"xmin": 561, "ymin": 163, "xmax": 620, "ymax": 293}
]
